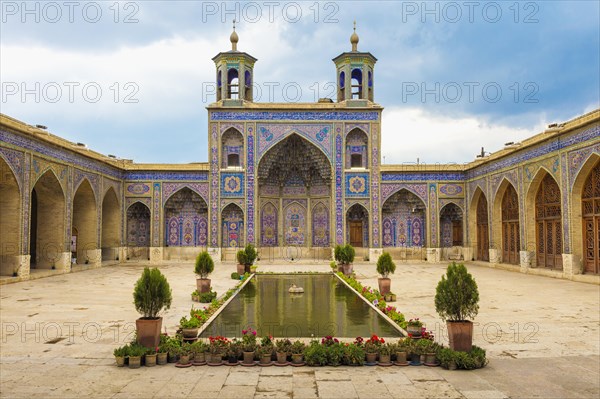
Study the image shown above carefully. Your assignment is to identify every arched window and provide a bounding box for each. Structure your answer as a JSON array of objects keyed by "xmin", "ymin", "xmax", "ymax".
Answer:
[
  {"xmin": 535, "ymin": 174, "xmax": 562, "ymax": 269},
  {"xmin": 351, "ymin": 68, "xmax": 362, "ymax": 99},
  {"xmin": 244, "ymin": 70, "xmax": 252, "ymax": 101},
  {"xmin": 227, "ymin": 68, "xmax": 239, "ymax": 99},
  {"xmin": 338, "ymin": 71, "xmax": 345, "ymax": 101}
]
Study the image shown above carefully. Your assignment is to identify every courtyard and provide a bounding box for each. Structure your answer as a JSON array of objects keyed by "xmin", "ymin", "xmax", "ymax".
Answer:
[{"xmin": 0, "ymin": 260, "xmax": 598, "ymax": 399}]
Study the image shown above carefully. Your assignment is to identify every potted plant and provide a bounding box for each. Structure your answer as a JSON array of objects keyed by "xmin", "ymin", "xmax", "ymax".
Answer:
[
  {"xmin": 324, "ymin": 340, "xmax": 344, "ymax": 367},
  {"xmin": 157, "ymin": 335, "xmax": 169, "ymax": 365},
  {"xmin": 258, "ymin": 338, "xmax": 274, "ymax": 365},
  {"xmin": 133, "ymin": 267, "xmax": 172, "ymax": 348},
  {"xmin": 378, "ymin": 342, "xmax": 394, "ymax": 365},
  {"xmin": 376, "ymin": 252, "xmax": 396, "ymax": 295},
  {"xmin": 178, "ymin": 342, "xmax": 193, "ymax": 365},
  {"xmin": 343, "ymin": 343, "xmax": 365, "ymax": 366},
  {"xmin": 364, "ymin": 334, "xmax": 384, "ymax": 364},
  {"xmin": 236, "ymin": 250, "xmax": 247, "ymax": 275},
  {"xmin": 145, "ymin": 347, "xmax": 157, "ymax": 367},
  {"xmin": 127, "ymin": 343, "xmax": 146, "ymax": 369},
  {"xmin": 290, "ymin": 340, "xmax": 306, "ymax": 365},
  {"xmin": 195, "ymin": 251, "xmax": 214, "ymax": 294},
  {"xmin": 162, "ymin": 336, "xmax": 181, "ymax": 363},
  {"xmin": 113, "ymin": 345, "xmax": 128, "ymax": 367},
  {"xmin": 226, "ymin": 339, "xmax": 242, "ymax": 365},
  {"xmin": 275, "ymin": 338, "xmax": 292, "ymax": 364},
  {"xmin": 334, "ymin": 244, "xmax": 355, "ymax": 276},
  {"xmin": 241, "ymin": 328, "xmax": 258, "ymax": 364},
  {"xmin": 434, "ymin": 262, "xmax": 480, "ymax": 352},
  {"xmin": 179, "ymin": 315, "xmax": 201, "ymax": 338},
  {"xmin": 304, "ymin": 340, "xmax": 327, "ymax": 366},
  {"xmin": 242, "ymin": 244, "xmax": 258, "ymax": 273},
  {"xmin": 208, "ymin": 336, "xmax": 228, "ymax": 364},
  {"xmin": 395, "ymin": 338, "xmax": 410, "ymax": 365},
  {"xmin": 406, "ymin": 318, "xmax": 423, "ymax": 337},
  {"xmin": 189, "ymin": 340, "xmax": 208, "ymax": 364}
]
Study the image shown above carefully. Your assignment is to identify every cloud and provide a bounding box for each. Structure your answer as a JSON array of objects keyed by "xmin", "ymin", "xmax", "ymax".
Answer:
[{"xmin": 381, "ymin": 107, "xmax": 546, "ymax": 165}]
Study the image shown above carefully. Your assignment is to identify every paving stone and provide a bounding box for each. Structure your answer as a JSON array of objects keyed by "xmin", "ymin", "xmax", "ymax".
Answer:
[
  {"xmin": 316, "ymin": 380, "xmax": 358, "ymax": 399},
  {"xmin": 225, "ymin": 370, "xmax": 261, "ymax": 386},
  {"xmin": 217, "ymin": 385, "xmax": 257, "ymax": 399},
  {"xmin": 257, "ymin": 375, "xmax": 292, "ymax": 392}
]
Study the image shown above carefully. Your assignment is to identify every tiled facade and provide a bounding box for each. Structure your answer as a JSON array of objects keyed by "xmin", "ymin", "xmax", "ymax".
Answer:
[{"xmin": 0, "ymin": 32, "xmax": 599, "ymax": 282}]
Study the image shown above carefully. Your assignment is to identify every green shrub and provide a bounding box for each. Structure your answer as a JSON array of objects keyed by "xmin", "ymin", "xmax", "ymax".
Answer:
[
  {"xmin": 133, "ymin": 267, "xmax": 172, "ymax": 319},
  {"xmin": 290, "ymin": 340, "xmax": 306, "ymax": 355},
  {"xmin": 438, "ymin": 345, "xmax": 487, "ymax": 370},
  {"xmin": 113, "ymin": 345, "xmax": 129, "ymax": 357},
  {"xmin": 231, "ymin": 272, "xmax": 240, "ymax": 280},
  {"xmin": 343, "ymin": 343, "xmax": 365, "ymax": 366},
  {"xmin": 435, "ymin": 262, "xmax": 479, "ymax": 321},
  {"xmin": 376, "ymin": 252, "xmax": 396, "ymax": 277},
  {"xmin": 243, "ymin": 244, "xmax": 258, "ymax": 266},
  {"xmin": 179, "ymin": 315, "xmax": 201, "ymax": 329},
  {"xmin": 325, "ymin": 343, "xmax": 345, "ymax": 366},
  {"xmin": 198, "ymin": 289, "xmax": 217, "ymax": 303},
  {"xmin": 194, "ymin": 251, "xmax": 214, "ymax": 279},
  {"xmin": 236, "ymin": 250, "xmax": 247, "ymax": 265},
  {"xmin": 304, "ymin": 341, "xmax": 327, "ymax": 366},
  {"xmin": 334, "ymin": 244, "xmax": 355, "ymax": 265}
]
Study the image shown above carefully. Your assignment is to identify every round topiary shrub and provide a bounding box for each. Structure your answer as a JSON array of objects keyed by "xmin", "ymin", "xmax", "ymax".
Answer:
[
  {"xmin": 133, "ymin": 267, "xmax": 172, "ymax": 319},
  {"xmin": 434, "ymin": 262, "xmax": 479, "ymax": 322},
  {"xmin": 376, "ymin": 252, "xmax": 396, "ymax": 277},
  {"xmin": 195, "ymin": 251, "xmax": 214, "ymax": 279}
]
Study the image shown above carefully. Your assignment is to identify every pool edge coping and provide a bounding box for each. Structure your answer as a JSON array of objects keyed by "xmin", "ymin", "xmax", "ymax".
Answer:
[{"xmin": 333, "ymin": 272, "xmax": 407, "ymax": 338}]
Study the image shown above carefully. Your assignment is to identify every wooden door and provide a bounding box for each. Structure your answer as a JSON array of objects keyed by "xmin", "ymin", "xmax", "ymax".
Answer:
[
  {"xmin": 535, "ymin": 174, "xmax": 562, "ymax": 269},
  {"xmin": 582, "ymin": 163, "xmax": 600, "ymax": 274},
  {"xmin": 502, "ymin": 185, "xmax": 520, "ymax": 265},
  {"xmin": 476, "ymin": 195, "xmax": 489, "ymax": 261},
  {"xmin": 349, "ymin": 221, "xmax": 363, "ymax": 247}
]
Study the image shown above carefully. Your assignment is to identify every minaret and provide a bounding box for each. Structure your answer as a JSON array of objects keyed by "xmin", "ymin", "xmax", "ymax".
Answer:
[
  {"xmin": 212, "ymin": 20, "xmax": 257, "ymax": 103},
  {"xmin": 332, "ymin": 22, "xmax": 377, "ymax": 102}
]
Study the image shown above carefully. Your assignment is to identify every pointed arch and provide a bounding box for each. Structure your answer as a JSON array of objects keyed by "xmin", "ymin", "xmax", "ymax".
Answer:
[
  {"xmin": 468, "ymin": 187, "xmax": 489, "ymax": 261},
  {"xmin": 492, "ymin": 179, "xmax": 520, "ymax": 265},
  {"xmin": 164, "ymin": 187, "xmax": 208, "ymax": 247},
  {"xmin": 571, "ymin": 153, "xmax": 600, "ymax": 274},
  {"xmin": 346, "ymin": 203, "xmax": 369, "ymax": 248},
  {"xmin": 382, "ymin": 188, "xmax": 426, "ymax": 248},
  {"xmin": 30, "ymin": 169, "xmax": 66, "ymax": 268},
  {"xmin": 101, "ymin": 187, "xmax": 121, "ymax": 261},
  {"xmin": 222, "ymin": 203, "xmax": 244, "ymax": 248},
  {"xmin": 260, "ymin": 201, "xmax": 278, "ymax": 247},
  {"xmin": 126, "ymin": 201, "xmax": 150, "ymax": 247},
  {"xmin": 72, "ymin": 178, "xmax": 98, "ymax": 264},
  {"xmin": 345, "ymin": 128, "xmax": 369, "ymax": 169},
  {"xmin": 439, "ymin": 202, "xmax": 463, "ymax": 248},
  {"xmin": 312, "ymin": 201, "xmax": 330, "ymax": 247},
  {"xmin": 221, "ymin": 127, "xmax": 244, "ymax": 169},
  {"xmin": 526, "ymin": 169, "xmax": 562, "ymax": 269},
  {"xmin": 0, "ymin": 156, "xmax": 22, "ymax": 275}
]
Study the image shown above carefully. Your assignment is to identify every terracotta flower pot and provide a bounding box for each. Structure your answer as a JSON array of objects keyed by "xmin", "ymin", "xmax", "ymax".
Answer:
[
  {"xmin": 291, "ymin": 354, "xmax": 303, "ymax": 364},
  {"xmin": 365, "ymin": 352, "xmax": 377, "ymax": 364},
  {"xmin": 260, "ymin": 354, "xmax": 272, "ymax": 365},
  {"xmin": 115, "ymin": 356, "xmax": 125, "ymax": 367},
  {"xmin": 395, "ymin": 351, "xmax": 407, "ymax": 363},
  {"xmin": 145, "ymin": 353, "xmax": 157, "ymax": 367},
  {"xmin": 237, "ymin": 264, "xmax": 246, "ymax": 275},
  {"xmin": 447, "ymin": 321, "xmax": 473, "ymax": 352},
  {"xmin": 378, "ymin": 277, "xmax": 391, "ymax": 295},
  {"xmin": 157, "ymin": 352, "xmax": 168, "ymax": 365},
  {"xmin": 406, "ymin": 325, "xmax": 422, "ymax": 337},
  {"xmin": 243, "ymin": 351, "xmax": 255, "ymax": 365},
  {"xmin": 136, "ymin": 317, "xmax": 162, "ymax": 348},
  {"xmin": 276, "ymin": 352, "xmax": 287, "ymax": 364},
  {"xmin": 128, "ymin": 355, "xmax": 141, "ymax": 369},
  {"xmin": 378, "ymin": 354, "xmax": 391, "ymax": 364},
  {"xmin": 182, "ymin": 328, "xmax": 199, "ymax": 339},
  {"xmin": 197, "ymin": 278, "xmax": 211, "ymax": 294}
]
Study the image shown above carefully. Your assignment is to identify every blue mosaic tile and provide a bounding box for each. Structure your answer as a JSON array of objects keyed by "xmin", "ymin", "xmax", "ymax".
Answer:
[
  {"xmin": 125, "ymin": 172, "xmax": 208, "ymax": 181},
  {"xmin": 210, "ymin": 110, "xmax": 379, "ymax": 121}
]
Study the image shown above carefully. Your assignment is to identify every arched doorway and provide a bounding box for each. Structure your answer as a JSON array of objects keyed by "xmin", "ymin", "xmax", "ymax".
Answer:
[
  {"xmin": 257, "ymin": 134, "xmax": 332, "ymax": 254},
  {"xmin": 581, "ymin": 162, "xmax": 599, "ymax": 274},
  {"xmin": 31, "ymin": 170, "xmax": 65, "ymax": 268},
  {"xmin": 476, "ymin": 194, "xmax": 489, "ymax": 261},
  {"xmin": 222, "ymin": 203, "xmax": 244, "ymax": 248},
  {"xmin": 501, "ymin": 184, "xmax": 520, "ymax": 265},
  {"xmin": 346, "ymin": 204, "xmax": 369, "ymax": 248},
  {"xmin": 382, "ymin": 189, "xmax": 426, "ymax": 248},
  {"xmin": 535, "ymin": 174, "xmax": 562, "ymax": 269},
  {"xmin": 72, "ymin": 179, "xmax": 98, "ymax": 264},
  {"xmin": 126, "ymin": 202, "xmax": 150, "ymax": 260},
  {"xmin": 101, "ymin": 187, "xmax": 120, "ymax": 261},
  {"xmin": 221, "ymin": 128, "xmax": 244, "ymax": 169},
  {"xmin": 164, "ymin": 188, "xmax": 208, "ymax": 247},
  {"xmin": 440, "ymin": 203, "xmax": 463, "ymax": 247},
  {"xmin": 0, "ymin": 157, "xmax": 21, "ymax": 276}
]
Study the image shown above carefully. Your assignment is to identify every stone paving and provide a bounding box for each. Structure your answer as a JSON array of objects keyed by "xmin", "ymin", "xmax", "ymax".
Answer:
[{"xmin": 0, "ymin": 260, "xmax": 599, "ymax": 398}]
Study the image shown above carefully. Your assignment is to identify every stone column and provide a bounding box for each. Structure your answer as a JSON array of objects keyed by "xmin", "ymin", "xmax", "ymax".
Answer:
[
  {"xmin": 562, "ymin": 254, "xmax": 581, "ymax": 279},
  {"xmin": 489, "ymin": 248, "xmax": 500, "ymax": 264},
  {"xmin": 519, "ymin": 250, "xmax": 533, "ymax": 272},
  {"xmin": 427, "ymin": 248, "xmax": 441, "ymax": 263}
]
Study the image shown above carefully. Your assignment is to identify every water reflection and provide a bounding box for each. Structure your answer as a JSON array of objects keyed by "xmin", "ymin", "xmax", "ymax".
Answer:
[{"xmin": 200, "ymin": 274, "xmax": 401, "ymax": 338}]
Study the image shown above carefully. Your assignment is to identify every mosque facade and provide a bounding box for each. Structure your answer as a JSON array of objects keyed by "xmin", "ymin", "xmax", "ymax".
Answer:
[{"xmin": 1, "ymin": 28, "xmax": 599, "ymax": 283}]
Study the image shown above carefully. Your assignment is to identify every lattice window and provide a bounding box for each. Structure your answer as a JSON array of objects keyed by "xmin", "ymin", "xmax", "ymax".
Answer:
[
  {"xmin": 476, "ymin": 195, "xmax": 488, "ymax": 225},
  {"xmin": 582, "ymin": 163, "xmax": 600, "ymax": 216},
  {"xmin": 536, "ymin": 174, "xmax": 561, "ymax": 220},
  {"xmin": 502, "ymin": 185, "xmax": 519, "ymax": 221}
]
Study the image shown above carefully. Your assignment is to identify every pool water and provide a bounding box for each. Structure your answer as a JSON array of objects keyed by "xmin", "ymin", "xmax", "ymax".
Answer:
[{"xmin": 200, "ymin": 274, "xmax": 402, "ymax": 338}]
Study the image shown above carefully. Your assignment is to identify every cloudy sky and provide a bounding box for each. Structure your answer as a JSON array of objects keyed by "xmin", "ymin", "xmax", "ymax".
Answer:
[{"xmin": 1, "ymin": 1, "xmax": 598, "ymax": 164}]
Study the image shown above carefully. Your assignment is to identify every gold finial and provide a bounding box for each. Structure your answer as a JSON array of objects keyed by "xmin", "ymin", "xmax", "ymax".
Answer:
[
  {"xmin": 230, "ymin": 19, "xmax": 239, "ymax": 51},
  {"xmin": 350, "ymin": 20, "xmax": 359, "ymax": 51}
]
